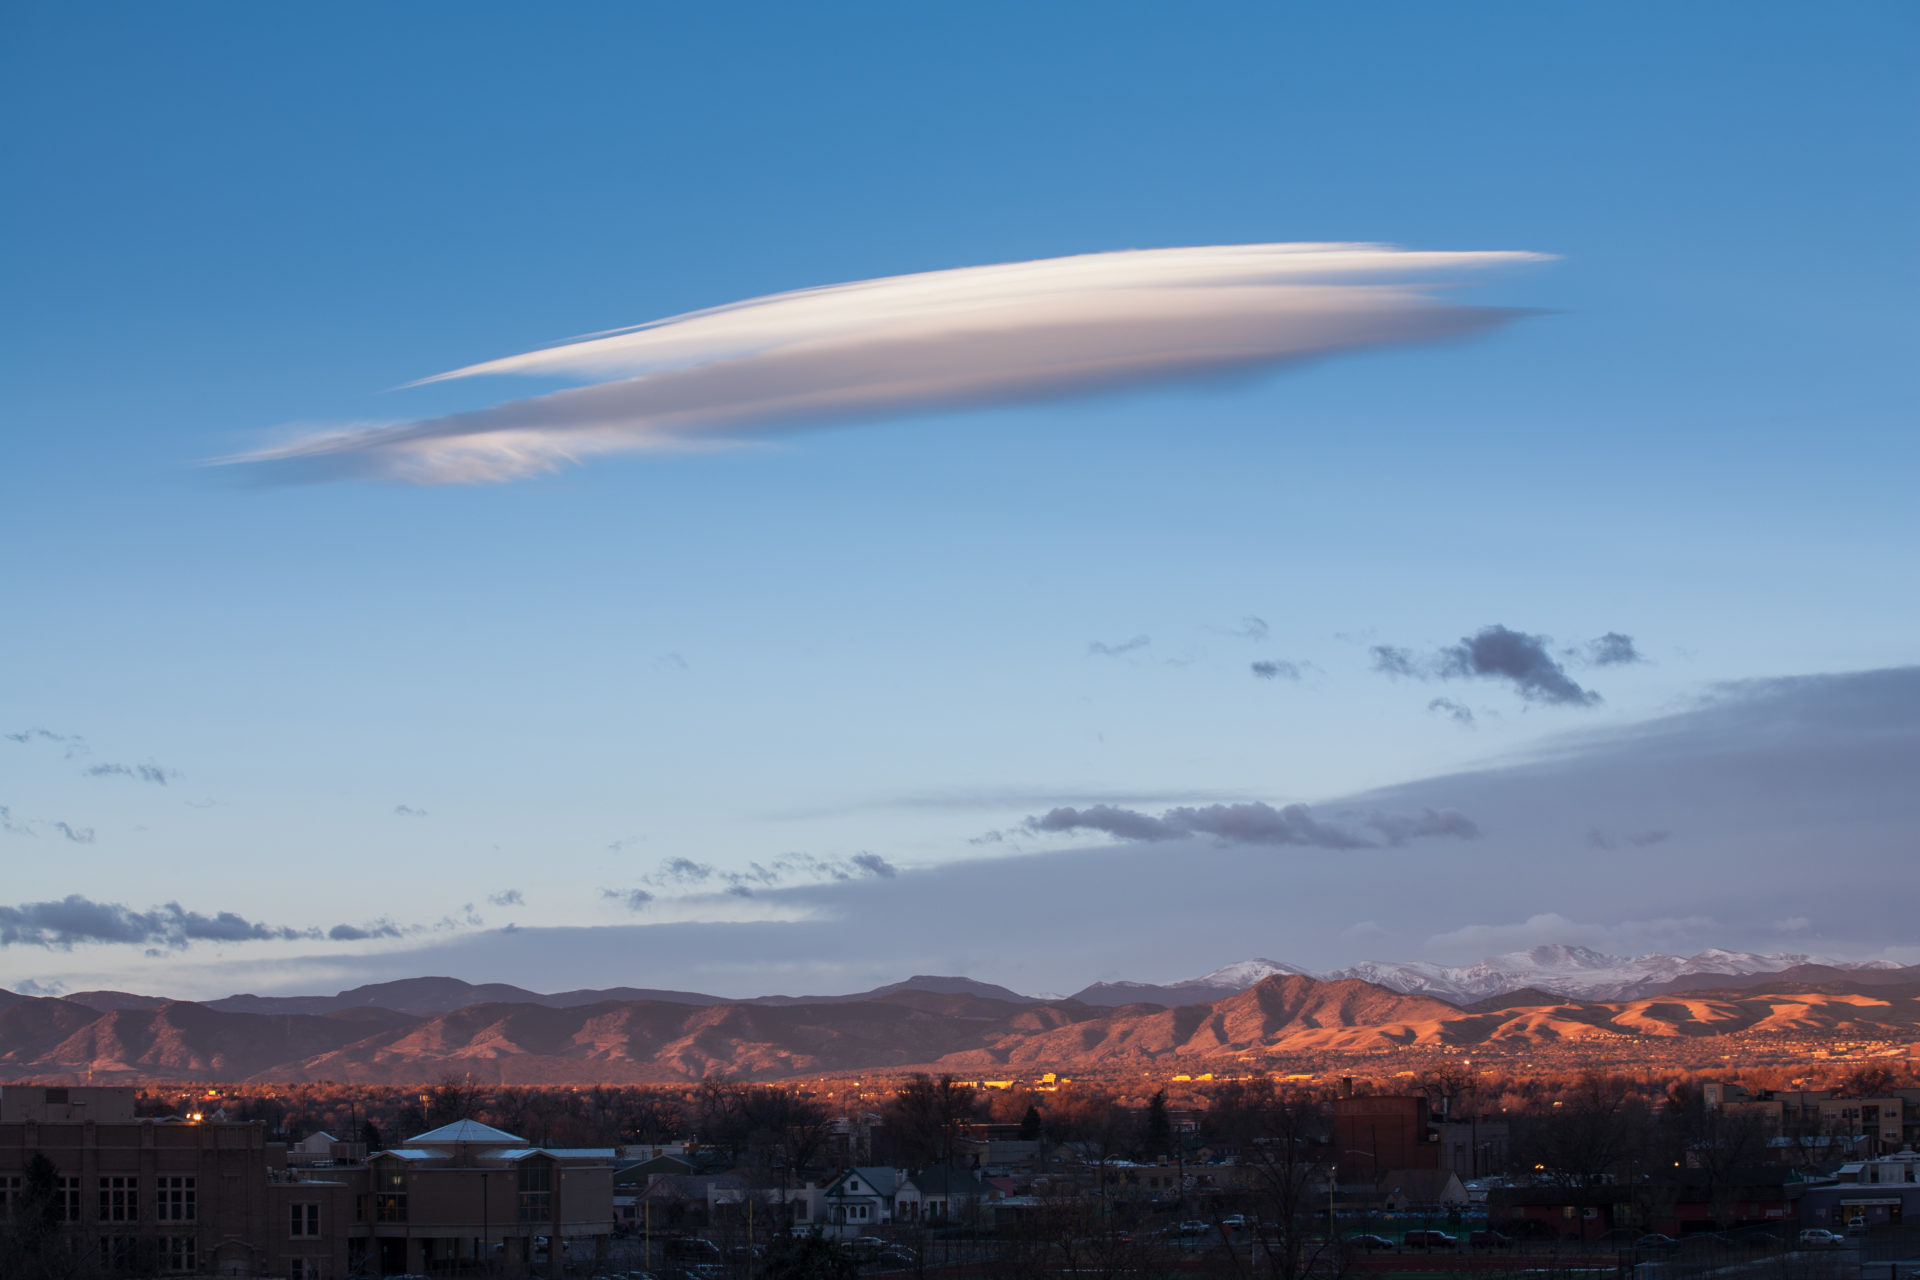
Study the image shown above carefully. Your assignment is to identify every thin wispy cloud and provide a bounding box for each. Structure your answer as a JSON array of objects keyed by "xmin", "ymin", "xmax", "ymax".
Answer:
[
  {"xmin": 600, "ymin": 888, "xmax": 655, "ymax": 913},
  {"xmin": 1580, "ymin": 632, "xmax": 1644, "ymax": 667},
  {"xmin": 1088, "ymin": 635, "xmax": 1151, "ymax": 658},
  {"xmin": 1020, "ymin": 800, "xmax": 1478, "ymax": 850},
  {"xmin": 222, "ymin": 243, "xmax": 1547, "ymax": 484},
  {"xmin": 86, "ymin": 762, "xmax": 178, "ymax": 786},
  {"xmin": 1251, "ymin": 659, "xmax": 1301, "ymax": 681},
  {"xmin": 392, "ymin": 803, "xmax": 428, "ymax": 817},
  {"xmin": 52, "ymin": 822, "xmax": 95, "ymax": 844},
  {"xmin": 1428, "ymin": 697, "xmax": 1476, "ymax": 727},
  {"xmin": 6, "ymin": 728, "xmax": 88, "ymax": 758},
  {"xmin": 1220, "ymin": 615, "xmax": 1270, "ymax": 642},
  {"xmin": 634, "ymin": 851, "xmax": 897, "ymax": 896},
  {"xmin": 487, "ymin": 888, "xmax": 525, "ymax": 907}
]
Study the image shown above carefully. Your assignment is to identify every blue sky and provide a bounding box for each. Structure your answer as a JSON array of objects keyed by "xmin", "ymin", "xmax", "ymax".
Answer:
[{"xmin": 2, "ymin": 3, "xmax": 1915, "ymax": 998}]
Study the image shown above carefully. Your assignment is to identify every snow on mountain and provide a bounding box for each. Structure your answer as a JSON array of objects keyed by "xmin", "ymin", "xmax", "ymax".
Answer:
[
  {"xmin": 1177, "ymin": 948, "xmax": 1887, "ymax": 1003},
  {"xmin": 1192, "ymin": 958, "xmax": 1314, "ymax": 988}
]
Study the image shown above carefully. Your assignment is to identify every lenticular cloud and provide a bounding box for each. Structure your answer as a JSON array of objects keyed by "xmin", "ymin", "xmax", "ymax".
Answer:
[{"xmin": 228, "ymin": 243, "xmax": 1547, "ymax": 484}]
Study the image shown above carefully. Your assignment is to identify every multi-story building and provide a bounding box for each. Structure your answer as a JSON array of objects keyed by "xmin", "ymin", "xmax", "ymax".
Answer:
[
  {"xmin": 1, "ymin": 1086, "xmax": 615, "ymax": 1278},
  {"xmin": 358, "ymin": 1117, "xmax": 614, "ymax": 1277},
  {"xmin": 0, "ymin": 1084, "xmax": 353, "ymax": 1279}
]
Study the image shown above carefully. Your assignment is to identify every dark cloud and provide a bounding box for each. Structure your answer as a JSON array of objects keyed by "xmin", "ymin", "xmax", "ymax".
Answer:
[
  {"xmin": 85, "ymin": 762, "xmax": 176, "ymax": 785},
  {"xmin": 52, "ymin": 822, "xmax": 94, "ymax": 844},
  {"xmin": 1251, "ymin": 660, "xmax": 1302, "ymax": 681},
  {"xmin": 1087, "ymin": 635, "xmax": 1150, "ymax": 657},
  {"xmin": 653, "ymin": 857, "xmax": 714, "ymax": 885},
  {"xmin": 328, "ymin": 921, "xmax": 405, "ymax": 941},
  {"xmin": 1428, "ymin": 697, "xmax": 1476, "ymax": 727},
  {"xmin": 1583, "ymin": 632, "xmax": 1644, "ymax": 667},
  {"xmin": 1437, "ymin": 625, "xmax": 1599, "ymax": 705},
  {"xmin": 1022, "ymin": 800, "xmax": 1477, "ymax": 851},
  {"xmin": 1024, "ymin": 803, "xmax": 1176, "ymax": 842},
  {"xmin": 1375, "ymin": 625, "xmax": 1615, "ymax": 706},
  {"xmin": 393, "ymin": 804, "xmax": 428, "ymax": 817},
  {"xmin": 849, "ymin": 852, "xmax": 896, "ymax": 878},
  {"xmin": 0, "ymin": 895, "xmax": 319, "ymax": 949},
  {"xmin": 487, "ymin": 889, "xmax": 525, "ymax": 907},
  {"xmin": 600, "ymin": 888, "xmax": 654, "ymax": 912},
  {"xmin": 1370, "ymin": 645, "xmax": 1421, "ymax": 678}
]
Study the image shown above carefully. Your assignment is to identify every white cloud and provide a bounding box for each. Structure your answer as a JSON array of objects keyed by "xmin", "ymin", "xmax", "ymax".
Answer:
[{"xmin": 224, "ymin": 243, "xmax": 1547, "ymax": 484}]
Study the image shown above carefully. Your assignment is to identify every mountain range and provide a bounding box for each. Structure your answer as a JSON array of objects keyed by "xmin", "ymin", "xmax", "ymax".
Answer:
[
  {"xmin": 1, "ymin": 961, "xmax": 1914, "ymax": 1085},
  {"xmin": 1069, "ymin": 946, "xmax": 1902, "ymax": 1006}
]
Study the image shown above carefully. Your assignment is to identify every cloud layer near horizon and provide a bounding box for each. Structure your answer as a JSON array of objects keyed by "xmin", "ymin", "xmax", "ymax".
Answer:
[{"xmin": 225, "ymin": 243, "xmax": 1546, "ymax": 484}]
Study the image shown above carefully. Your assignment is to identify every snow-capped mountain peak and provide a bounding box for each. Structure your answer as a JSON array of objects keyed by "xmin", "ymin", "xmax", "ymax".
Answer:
[
  {"xmin": 1172, "ymin": 948, "xmax": 1882, "ymax": 1004},
  {"xmin": 1192, "ymin": 958, "xmax": 1312, "ymax": 988}
]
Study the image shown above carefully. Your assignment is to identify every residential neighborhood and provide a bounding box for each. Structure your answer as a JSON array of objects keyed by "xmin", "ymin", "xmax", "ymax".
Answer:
[{"xmin": 5, "ymin": 1072, "xmax": 1920, "ymax": 1278}]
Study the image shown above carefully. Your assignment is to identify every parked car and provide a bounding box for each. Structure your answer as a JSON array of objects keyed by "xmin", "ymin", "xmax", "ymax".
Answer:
[
  {"xmin": 1635, "ymin": 1234, "xmax": 1677, "ymax": 1247},
  {"xmin": 1403, "ymin": 1230, "xmax": 1459, "ymax": 1249},
  {"xmin": 1469, "ymin": 1229, "xmax": 1513, "ymax": 1248},
  {"xmin": 1347, "ymin": 1233, "xmax": 1397, "ymax": 1251},
  {"xmin": 1799, "ymin": 1229, "xmax": 1841, "ymax": 1247}
]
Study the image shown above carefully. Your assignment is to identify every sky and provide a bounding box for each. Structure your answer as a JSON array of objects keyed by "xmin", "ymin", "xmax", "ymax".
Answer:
[{"xmin": 2, "ymin": 3, "xmax": 1915, "ymax": 1001}]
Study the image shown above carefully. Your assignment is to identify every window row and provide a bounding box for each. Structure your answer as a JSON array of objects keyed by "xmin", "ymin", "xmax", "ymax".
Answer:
[
  {"xmin": 93, "ymin": 1235, "xmax": 199, "ymax": 1274},
  {"xmin": 0, "ymin": 1175, "xmax": 196, "ymax": 1223}
]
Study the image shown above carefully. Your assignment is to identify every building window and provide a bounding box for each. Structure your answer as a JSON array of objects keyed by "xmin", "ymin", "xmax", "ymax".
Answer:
[
  {"xmin": 157, "ymin": 1176, "xmax": 196, "ymax": 1222},
  {"xmin": 375, "ymin": 1192, "xmax": 408, "ymax": 1223},
  {"xmin": 289, "ymin": 1259, "xmax": 325, "ymax": 1280},
  {"xmin": 104, "ymin": 1235, "xmax": 140, "ymax": 1271},
  {"xmin": 845, "ymin": 1203, "xmax": 869, "ymax": 1222},
  {"xmin": 0, "ymin": 1175, "xmax": 22, "ymax": 1212},
  {"xmin": 291, "ymin": 1203, "xmax": 321, "ymax": 1237},
  {"xmin": 518, "ymin": 1160, "xmax": 553, "ymax": 1222},
  {"xmin": 100, "ymin": 1176, "xmax": 139, "ymax": 1222},
  {"xmin": 160, "ymin": 1236, "xmax": 198, "ymax": 1273},
  {"xmin": 57, "ymin": 1176, "xmax": 82, "ymax": 1223}
]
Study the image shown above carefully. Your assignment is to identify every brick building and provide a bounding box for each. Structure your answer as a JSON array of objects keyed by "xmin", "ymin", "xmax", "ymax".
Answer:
[
  {"xmin": 1, "ymin": 1086, "xmax": 615, "ymax": 1278},
  {"xmin": 1332, "ymin": 1088, "xmax": 1439, "ymax": 1176},
  {"xmin": 0, "ymin": 1084, "xmax": 352, "ymax": 1278}
]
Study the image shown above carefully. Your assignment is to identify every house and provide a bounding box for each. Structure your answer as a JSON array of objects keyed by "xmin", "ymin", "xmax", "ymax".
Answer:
[
  {"xmin": 821, "ymin": 1166, "xmax": 903, "ymax": 1233},
  {"xmin": 287, "ymin": 1130, "xmax": 368, "ymax": 1167},
  {"xmin": 896, "ymin": 1165, "xmax": 985, "ymax": 1222}
]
